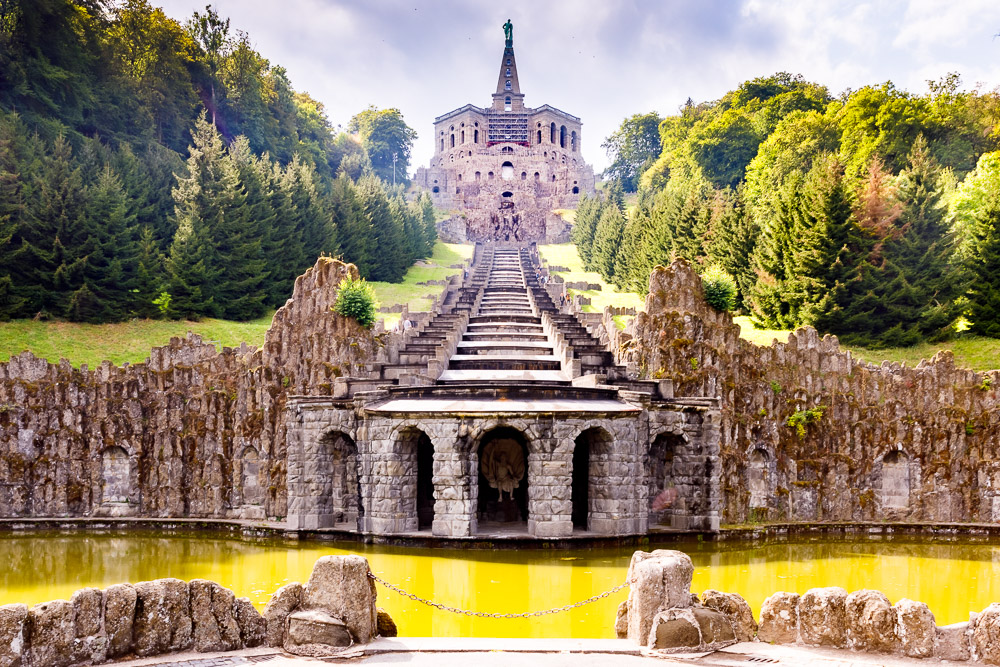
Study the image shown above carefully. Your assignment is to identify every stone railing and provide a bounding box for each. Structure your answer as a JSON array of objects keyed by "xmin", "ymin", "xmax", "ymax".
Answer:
[{"xmin": 0, "ymin": 555, "xmax": 396, "ymax": 666}]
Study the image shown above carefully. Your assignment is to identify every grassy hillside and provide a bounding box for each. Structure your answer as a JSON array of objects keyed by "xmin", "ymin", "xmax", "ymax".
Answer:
[
  {"xmin": 537, "ymin": 243, "xmax": 645, "ymax": 313},
  {"xmin": 0, "ymin": 242, "xmax": 473, "ymax": 368}
]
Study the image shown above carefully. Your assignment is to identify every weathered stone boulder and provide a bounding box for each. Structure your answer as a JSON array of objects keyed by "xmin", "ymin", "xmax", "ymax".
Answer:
[
  {"xmin": 894, "ymin": 598, "xmax": 935, "ymax": 658},
  {"xmin": 757, "ymin": 592, "xmax": 798, "ymax": 644},
  {"xmin": 649, "ymin": 607, "xmax": 736, "ymax": 651},
  {"xmin": 263, "ymin": 581, "xmax": 302, "ymax": 648},
  {"xmin": 0, "ymin": 604, "xmax": 27, "ymax": 667},
  {"xmin": 234, "ymin": 597, "xmax": 266, "ymax": 647},
  {"xmin": 71, "ymin": 587, "xmax": 107, "ymax": 663},
  {"xmin": 190, "ymin": 579, "xmax": 240, "ymax": 652},
  {"xmin": 936, "ymin": 619, "xmax": 972, "ymax": 661},
  {"xmin": 615, "ymin": 600, "xmax": 629, "ymax": 639},
  {"xmin": 103, "ymin": 583, "xmax": 136, "ymax": 658},
  {"xmin": 302, "ymin": 555, "xmax": 377, "ymax": 644},
  {"xmin": 285, "ymin": 610, "xmax": 353, "ymax": 654},
  {"xmin": 845, "ymin": 589, "xmax": 898, "ymax": 653},
  {"xmin": 798, "ymin": 587, "xmax": 847, "ymax": 648},
  {"xmin": 376, "ymin": 608, "xmax": 397, "ymax": 638},
  {"xmin": 27, "ymin": 599, "xmax": 75, "ymax": 667},
  {"xmin": 701, "ymin": 590, "xmax": 757, "ymax": 642},
  {"xmin": 972, "ymin": 603, "xmax": 1000, "ymax": 665},
  {"xmin": 625, "ymin": 549, "xmax": 694, "ymax": 646},
  {"xmin": 133, "ymin": 578, "xmax": 192, "ymax": 655}
]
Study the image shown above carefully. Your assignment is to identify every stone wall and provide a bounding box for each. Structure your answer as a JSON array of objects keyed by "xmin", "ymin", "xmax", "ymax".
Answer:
[
  {"xmin": 619, "ymin": 259, "xmax": 1000, "ymax": 525},
  {"xmin": 0, "ymin": 258, "xmax": 388, "ymax": 520}
]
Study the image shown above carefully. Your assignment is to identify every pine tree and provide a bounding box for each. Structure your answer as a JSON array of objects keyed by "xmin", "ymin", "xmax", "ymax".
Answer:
[
  {"xmin": 571, "ymin": 193, "xmax": 600, "ymax": 265},
  {"xmin": 330, "ymin": 174, "xmax": 374, "ymax": 278},
  {"xmin": 356, "ymin": 174, "xmax": 406, "ymax": 281},
  {"xmin": 0, "ymin": 113, "xmax": 27, "ymax": 319},
  {"xmin": 133, "ymin": 225, "xmax": 165, "ymax": 318},
  {"xmin": 419, "ymin": 192, "xmax": 437, "ymax": 256},
  {"xmin": 590, "ymin": 200, "xmax": 626, "ymax": 283},
  {"xmin": 968, "ymin": 201, "xmax": 1000, "ymax": 338},
  {"xmin": 262, "ymin": 158, "xmax": 305, "ymax": 305},
  {"xmin": 706, "ymin": 189, "xmax": 758, "ymax": 311}
]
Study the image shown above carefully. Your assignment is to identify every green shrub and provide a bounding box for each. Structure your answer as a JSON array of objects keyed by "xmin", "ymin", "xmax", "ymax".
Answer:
[
  {"xmin": 333, "ymin": 277, "xmax": 377, "ymax": 328},
  {"xmin": 701, "ymin": 266, "xmax": 737, "ymax": 312},
  {"xmin": 787, "ymin": 405, "xmax": 827, "ymax": 438}
]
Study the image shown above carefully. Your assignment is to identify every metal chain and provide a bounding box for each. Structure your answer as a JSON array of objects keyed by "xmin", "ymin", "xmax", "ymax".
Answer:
[{"xmin": 368, "ymin": 571, "xmax": 632, "ymax": 619}]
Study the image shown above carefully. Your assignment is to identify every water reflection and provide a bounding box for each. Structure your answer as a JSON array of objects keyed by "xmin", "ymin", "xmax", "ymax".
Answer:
[{"xmin": 1, "ymin": 531, "xmax": 997, "ymax": 637}]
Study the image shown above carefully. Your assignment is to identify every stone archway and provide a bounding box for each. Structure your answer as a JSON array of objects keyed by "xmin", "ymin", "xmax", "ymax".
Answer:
[
  {"xmin": 747, "ymin": 447, "xmax": 771, "ymax": 518},
  {"xmin": 476, "ymin": 426, "xmax": 529, "ymax": 527},
  {"xmin": 395, "ymin": 427, "xmax": 435, "ymax": 531},
  {"xmin": 239, "ymin": 446, "xmax": 265, "ymax": 509},
  {"xmin": 881, "ymin": 450, "xmax": 910, "ymax": 509},
  {"xmin": 100, "ymin": 446, "xmax": 130, "ymax": 505},
  {"xmin": 316, "ymin": 430, "xmax": 361, "ymax": 529},
  {"xmin": 572, "ymin": 427, "xmax": 614, "ymax": 532},
  {"xmin": 648, "ymin": 432, "xmax": 681, "ymax": 527}
]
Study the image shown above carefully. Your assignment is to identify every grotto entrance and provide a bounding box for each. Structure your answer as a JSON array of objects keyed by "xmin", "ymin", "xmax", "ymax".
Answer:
[
  {"xmin": 648, "ymin": 433, "xmax": 681, "ymax": 527},
  {"xmin": 316, "ymin": 430, "xmax": 362, "ymax": 529},
  {"xmin": 477, "ymin": 427, "xmax": 529, "ymax": 529}
]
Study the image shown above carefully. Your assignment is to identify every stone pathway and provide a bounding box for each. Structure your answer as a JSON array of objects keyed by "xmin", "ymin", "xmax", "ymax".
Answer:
[{"xmin": 114, "ymin": 639, "xmax": 961, "ymax": 666}]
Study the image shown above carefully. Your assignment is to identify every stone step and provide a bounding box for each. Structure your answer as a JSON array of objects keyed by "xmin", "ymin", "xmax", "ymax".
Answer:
[{"xmin": 448, "ymin": 357, "xmax": 562, "ymax": 371}]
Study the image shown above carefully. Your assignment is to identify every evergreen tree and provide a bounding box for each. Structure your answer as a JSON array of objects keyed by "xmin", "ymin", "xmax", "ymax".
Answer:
[
  {"xmin": 418, "ymin": 192, "xmax": 437, "ymax": 256},
  {"xmin": 590, "ymin": 199, "xmax": 626, "ymax": 282},
  {"xmin": 133, "ymin": 225, "xmax": 165, "ymax": 318},
  {"xmin": 330, "ymin": 174, "xmax": 374, "ymax": 278},
  {"xmin": 706, "ymin": 189, "xmax": 758, "ymax": 311},
  {"xmin": 262, "ymin": 158, "xmax": 305, "ymax": 305},
  {"xmin": 356, "ymin": 174, "xmax": 406, "ymax": 281},
  {"xmin": 570, "ymin": 193, "xmax": 600, "ymax": 265},
  {"xmin": 967, "ymin": 202, "xmax": 1000, "ymax": 337},
  {"xmin": 0, "ymin": 113, "xmax": 27, "ymax": 319}
]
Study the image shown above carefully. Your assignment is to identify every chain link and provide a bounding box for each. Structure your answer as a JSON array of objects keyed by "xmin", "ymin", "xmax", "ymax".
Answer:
[{"xmin": 368, "ymin": 571, "xmax": 632, "ymax": 619}]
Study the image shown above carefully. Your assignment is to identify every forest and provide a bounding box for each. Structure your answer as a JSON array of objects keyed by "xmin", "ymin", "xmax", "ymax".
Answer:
[
  {"xmin": 587, "ymin": 73, "xmax": 1000, "ymax": 347},
  {"xmin": 0, "ymin": 0, "xmax": 430, "ymax": 323}
]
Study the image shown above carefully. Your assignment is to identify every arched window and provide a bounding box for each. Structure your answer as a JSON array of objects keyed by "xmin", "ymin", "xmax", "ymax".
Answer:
[
  {"xmin": 440, "ymin": 138, "xmax": 444, "ymax": 151},
  {"xmin": 458, "ymin": 173, "xmax": 462, "ymax": 181},
  {"xmin": 571, "ymin": 131, "xmax": 577, "ymax": 152},
  {"xmin": 475, "ymin": 171, "xmax": 481, "ymax": 182},
  {"xmin": 501, "ymin": 161, "xmax": 514, "ymax": 180},
  {"xmin": 432, "ymin": 186, "xmax": 439, "ymax": 193},
  {"xmin": 501, "ymin": 145, "xmax": 514, "ymax": 154},
  {"xmin": 101, "ymin": 446, "xmax": 130, "ymax": 504},
  {"xmin": 474, "ymin": 129, "xmax": 479, "ymax": 143},
  {"xmin": 461, "ymin": 130, "xmax": 465, "ymax": 143},
  {"xmin": 506, "ymin": 68, "xmax": 511, "ymax": 76},
  {"xmin": 560, "ymin": 125, "xmax": 567, "ymax": 148},
  {"xmin": 551, "ymin": 174, "xmax": 556, "ymax": 182},
  {"xmin": 550, "ymin": 123, "xmax": 556, "ymax": 143},
  {"xmin": 521, "ymin": 171, "xmax": 527, "ymax": 180},
  {"xmin": 488, "ymin": 171, "xmax": 495, "ymax": 180},
  {"xmin": 882, "ymin": 451, "xmax": 910, "ymax": 509},
  {"xmin": 537, "ymin": 130, "xmax": 542, "ymax": 143},
  {"xmin": 572, "ymin": 186, "xmax": 579, "ymax": 194},
  {"xmin": 505, "ymin": 96, "xmax": 512, "ymax": 111},
  {"xmin": 450, "ymin": 134, "xmax": 455, "ymax": 148},
  {"xmin": 533, "ymin": 172, "xmax": 540, "ymax": 181}
]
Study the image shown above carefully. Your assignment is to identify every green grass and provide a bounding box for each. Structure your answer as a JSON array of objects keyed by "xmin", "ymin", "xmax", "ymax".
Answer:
[
  {"xmin": 0, "ymin": 313, "xmax": 275, "ymax": 368},
  {"xmin": 734, "ymin": 315, "xmax": 999, "ymax": 372},
  {"xmin": 0, "ymin": 242, "xmax": 475, "ymax": 367},
  {"xmin": 537, "ymin": 243, "xmax": 645, "ymax": 313},
  {"xmin": 369, "ymin": 242, "xmax": 473, "ymax": 327}
]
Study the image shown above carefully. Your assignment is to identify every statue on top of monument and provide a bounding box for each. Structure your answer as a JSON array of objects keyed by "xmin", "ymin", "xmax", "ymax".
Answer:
[{"xmin": 503, "ymin": 19, "xmax": 513, "ymax": 45}]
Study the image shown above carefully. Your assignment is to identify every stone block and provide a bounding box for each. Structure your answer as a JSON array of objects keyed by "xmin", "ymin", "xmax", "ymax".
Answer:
[
  {"xmin": 0, "ymin": 604, "xmax": 27, "ymax": 667},
  {"xmin": 376, "ymin": 608, "xmax": 397, "ymax": 637},
  {"xmin": 302, "ymin": 555, "xmax": 377, "ymax": 644},
  {"xmin": 935, "ymin": 620, "xmax": 971, "ymax": 661},
  {"xmin": 701, "ymin": 589, "xmax": 757, "ymax": 642},
  {"xmin": 894, "ymin": 598, "xmax": 935, "ymax": 658},
  {"xmin": 190, "ymin": 579, "xmax": 240, "ymax": 652},
  {"xmin": 615, "ymin": 600, "xmax": 629, "ymax": 639},
  {"xmin": 648, "ymin": 607, "xmax": 736, "ymax": 651},
  {"xmin": 133, "ymin": 578, "xmax": 192, "ymax": 656},
  {"xmin": 28, "ymin": 600, "xmax": 74, "ymax": 667},
  {"xmin": 798, "ymin": 587, "xmax": 847, "ymax": 648},
  {"xmin": 972, "ymin": 603, "xmax": 1000, "ymax": 665},
  {"xmin": 625, "ymin": 549, "xmax": 694, "ymax": 647},
  {"xmin": 71, "ymin": 587, "xmax": 107, "ymax": 664},
  {"xmin": 263, "ymin": 581, "xmax": 302, "ymax": 648},
  {"xmin": 286, "ymin": 610, "xmax": 352, "ymax": 651},
  {"xmin": 103, "ymin": 583, "xmax": 136, "ymax": 658},
  {"xmin": 757, "ymin": 591, "xmax": 799, "ymax": 644},
  {"xmin": 234, "ymin": 597, "xmax": 266, "ymax": 648},
  {"xmin": 845, "ymin": 589, "xmax": 898, "ymax": 653}
]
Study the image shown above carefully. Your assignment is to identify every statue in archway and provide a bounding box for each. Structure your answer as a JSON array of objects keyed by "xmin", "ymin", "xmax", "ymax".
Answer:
[
  {"xmin": 502, "ymin": 19, "xmax": 513, "ymax": 45},
  {"xmin": 481, "ymin": 438, "xmax": 525, "ymax": 500}
]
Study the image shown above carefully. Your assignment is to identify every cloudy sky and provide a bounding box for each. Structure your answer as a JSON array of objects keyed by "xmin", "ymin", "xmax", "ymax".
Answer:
[{"xmin": 157, "ymin": 0, "xmax": 1000, "ymax": 174}]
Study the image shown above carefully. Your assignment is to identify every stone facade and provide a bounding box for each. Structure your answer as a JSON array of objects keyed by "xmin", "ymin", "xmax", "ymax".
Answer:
[
  {"xmin": 413, "ymin": 29, "xmax": 596, "ymax": 243},
  {"xmin": 610, "ymin": 259, "xmax": 1000, "ymax": 525}
]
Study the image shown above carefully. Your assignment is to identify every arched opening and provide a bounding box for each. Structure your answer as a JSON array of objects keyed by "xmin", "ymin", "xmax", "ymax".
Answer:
[
  {"xmin": 551, "ymin": 174, "xmax": 556, "ymax": 182},
  {"xmin": 475, "ymin": 171, "xmax": 481, "ymax": 182},
  {"xmin": 461, "ymin": 130, "xmax": 465, "ymax": 143},
  {"xmin": 316, "ymin": 431, "xmax": 361, "ymax": 528},
  {"xmin": 505, "ymin": 96, "xmax": 512, "ymax": 111},
  {"xmin": 571, "ymin": 428, "xmax": 615, "ymax": 532},
  {"xmin": 240, "ymin": 446, "xmax": 264, "ymax": 507},
  {"xmin": 550, "ymin": 122, "xmax": 556, "ymax": 143},
  {"xmin": 432, "ymin": 186, "xmax": 440, "ymax": 193},
  {"xmin": 881, "ymin": 450, "xmax": 910, "ymax": 509},
  {"xmin": 572, "ymin": 186, "xmax": 579, "ymax": 194},
  {"xmin": 450, "ymin": 134, "xmax": 455, "ymax": 148},
  {"xmin": 501, "ymin": 161, "xmax": 514, "ymax": 180},
  {"xmin": 533, "ymin": 172, "xmax": 540, "ymax": 181},
  {"xmin": 560, "ymin": 125, "xmax": 567, "ymax": 148},
  {"xmin": 505, "ymin": 80, "xmax": 511, "ymax": 90},
  {"xmin": 501, "ymin": 145, "xmax": 514, "ymax": 154},
  {"xmin": 100, "ymin": 446, "xmax": 130, "ymax": 504},
  {"xmin": 648, "ymin": 433, "xmax": 681, "ymax": 526},
  {"xmin": 501, "ymin": 191, "xmax": 513, "ymax": 198},
  {"xmin": 457, "ymin": 173, "xmax": 462, "ymax": 182},
  {"xmin": 440, "ymin": 138, "xmax": 444, "ymax": 151},
  {"xmin": 748, "ymin": 448, "xmax": 770, "ymax": 514},
  {"xmin": 521, "ymin": 171, "xmax": 527, "ymax": 181},
  {"xmin": 395, "ymin": 427, "xmax": 436, "ymax": 531},
  {"xmin": 571, "ymin": 130, "xmax": 577, "ymax": 151},
  {"xmin": 537, "ymin": 129, "xmax": 542, "ymax": 143},
  {"xmin": 488, "ymin": 171, "xmax": 495, "ymax": 180},
  {"xmin": 477, "ymin": 427, "xmax": 529, "ymax": 527},
  {"xmin": 474, "ymin": 129, "xmax": 479, "ymax": 143}
]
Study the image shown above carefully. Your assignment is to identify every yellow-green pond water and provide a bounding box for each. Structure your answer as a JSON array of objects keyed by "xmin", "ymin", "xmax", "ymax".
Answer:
[{"xmin": 2, "ymin": 532, "xmax": 999, "ymax": 638}]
